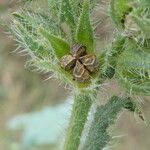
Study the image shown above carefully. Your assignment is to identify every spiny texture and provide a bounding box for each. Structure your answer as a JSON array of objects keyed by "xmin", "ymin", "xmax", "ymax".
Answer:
[
  {"xmin": 10, "ymin": 0, "xmax": 102, "ymax": 89},
  {"xmin": 116, "ymin": 40, "xmax": 150, "ymax": 96},
  {"xmin": 110, "ymin": 0, "xmax": 150, "ymax": 96},
  {"xmin": 10, "ymin": 2, "xmax": 103, "ymax": 149},
  {"xmin": 9, "ymin": 0, "xmax": 150, "ymax": 150},
  {"xmin": 64, "ymin": 92, "xmax": 92, "ymax": 150},
  {"xmin": 60, "ymin": 0, "xmax": 75, "ymax": 28},
  {"xmin": 76, "ymin": 1, "xmax": 94, "ymax": 53},
  {"xmin": 83, "ymin": 96, "xmax": 137, "ymax": 150},
  {"xmin": 104, "ymin": 36, "xmax": 126, "ymax": 78},
  {"xmin": 110, "ymin": 0, "xmax": 132, "ymax": 29},
  {"xmin": 110, "ymin": 0, "xmax": 150, "ymax": 40}
]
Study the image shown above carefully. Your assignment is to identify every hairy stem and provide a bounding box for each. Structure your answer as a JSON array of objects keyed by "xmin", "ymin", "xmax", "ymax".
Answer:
[{"xmin": 64, "ymin": 91, "xmax": 93, "ymax": 150}]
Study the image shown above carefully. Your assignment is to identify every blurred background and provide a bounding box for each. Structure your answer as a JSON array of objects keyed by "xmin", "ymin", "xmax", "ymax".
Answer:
[{"xmin": 0, "ymin": 0, "xmax": 150, "ymax": 150}]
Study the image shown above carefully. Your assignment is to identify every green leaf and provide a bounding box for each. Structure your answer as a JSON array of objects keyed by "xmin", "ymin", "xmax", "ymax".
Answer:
[
  {"xmin": 69, "ymin": 0, "xmax": 100, "ymax": 18},
  {"xmin": 132, "ymin": 16, "xmax": 150, "ymax": 39},
  {"xmin": 40, "ymin": 28, "xmax": 70, "ymax": 59},
  {"xmin": 32, "ymin": 58, "xmax": 75, "ymax": 86},
  {"xmin": 69, "ymin": 0, "xmax": 83, "ymax": 17},
  {"xmin": 110, "ymin": 0, "xmax": 133, "ymax": 29},
  {"xmin": 76, "ymin": 0, "xmax": 94, "ymax": 53},
  {"xmin": 11, "ymin": 22, "xmax": 50, "ymax": 58},
  {"xmin": 138, "ymin": 0, "xmax": 150, "ymax": 8},
  {"xmin": 48, "ymin": 0, "xmax": 61, "ymax": 17},
  {"xmin": 83, "ymin": 96, "xmax": 137, "ymax": 150},
  {"xmin": 104, "ymin": 36, "xmax": 126, "ymax": 78},
  {"xmin": 12, "ymin": 12, "xmax": 26, "ymax": 21},
  {"xmin": 11, "ymin": 11, "xmax": 59, "ymax": 58},
  {"xmin": 60, "ymin": 0, "xmax": 75, "ymax": 27},
  {"xmin": 12, "ymin": 12, "xmax": 33, "ymax": 32},
  {"xmin": 12, "ymin": 11, "xmax": 59, "ymax": 35},
  {"xmin": 116, "ymin": 41, "xmax": 150, "ymax": 96}
]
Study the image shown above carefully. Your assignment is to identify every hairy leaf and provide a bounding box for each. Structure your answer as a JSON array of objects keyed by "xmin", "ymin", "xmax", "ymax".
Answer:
[
  {"xmin": 110, "ymin": 0, "xmax": 133, "ymax": 29},
  {"xmin": 11, "ymin": 23, "xmax": 50, "ymax": 58},
  {"xmin": 32, "ymin": 58, "xmax": 75, "ymax": 86},
  {"xmin": 60, "ymin": 0, "xmax": 75, "ymax": 28},
  {"xmin": 116, "ymin": 41, "xmax": 150, "ymax": 95},
  {"xmin": 132, "ymin": 16, "xmax": 150, "ymax": 39},
  {"xmin": 11, "ymin": 11, "xmax": 60, "ymax": 58},
  {"xmin": 48, "ymin": 0, "xmax": 61, "ymax": 17},
  {"xmin": 40, "ymin": 28, "xmax": 70, "ymax": 59},
  {"xmin": 12, "ymin": 11, "xmax": 59, "ymax": 35},
  {"xmin": 104, "ymin": 36, "xmax": 126, "ymax": 78},
  {"xmin": 83, "ymin": 96, "xmax": 137, "ymax": 150},
  {"xmin": 76, "ymin": 0, "xmax": 94, "ymax": 53},
  {"xmin": 138, "ymin": 0, "xmax": 150, "ymax": 8}
]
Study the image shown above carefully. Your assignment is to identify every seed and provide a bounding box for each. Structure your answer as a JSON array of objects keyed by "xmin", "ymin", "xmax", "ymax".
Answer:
[
  {"xmin": 79, "ymin": 54, "xmax": 99, "ymax": 72},
  {"xmin": 73, "ymin": 60, "xmax": 90, "ymax": 83},
  {"xmin": 59, "ymin": 55, "xmax": 76, "ymax": 70},
  {"xmin": 70, "ymin": 43, "xmax": 86, "ymax": 58}
]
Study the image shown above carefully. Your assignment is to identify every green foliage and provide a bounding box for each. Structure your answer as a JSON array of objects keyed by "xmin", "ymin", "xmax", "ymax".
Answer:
[
  {"xmin": 69, "ymin": 0, "xmax": 100, "ymax": 18},
  {"xmin": 12, "ymin": 12, "xmax": 32, "ymax": 31},
  {"xmin": 76, "ymin": 0, "xmax": 94, "ymax": 53},
  {"xmin": 48, "ymin": 0, "xmax": 61, "ymax": 17},
  {"xmin": 11, "ymin": 20, "xmax": 49, "ymax": 58},
  {"xmin": 12, "ymin": 11, "xmax": 59, "ymax": 35},
  {"xmin": 32, "ymin": 58, "xmax": 75, "ymax": 87},
  {"xmin": 10, "ymin": 0, "xmax": 98, "ymax": 89},
  {"xmin": 132, "ymin": 15, "xmax": 150, "ymax": 39},
  {"xmin": 60, "ymin": 0, "xmax": 75, "ymax": 28},
  {"xmin": 40, "ymin": 28, "xmax": 70, "ymax": 59},
  {"xmin": 110, "ymin": 0, "xmax": 150, "ymax": 40},
  {"xmin": 110, "ymin": 0, "xmax": 133, "ymax": 29},
  {"xmin": 69, "ymin": 0, "xmax": 83, "ymax": 17},
  {"xmin": 104, "ymin": 36, "xmax": 126, "ymax": 78},
  {"xmin": 11, "ymin": 11, "xmax": 60, "ymax": 59},
  {"xmin": 83, "ymin": 96, "xmax": 138, "ymax": 150},
  {"xmin": 138, "ymin": 0, "xmax": 150, "ymax": 8},
  {"xmin": 9, "ymin": 0, "xmax": 150, "ymax": 150},
  {"xmin": 110, "ymin": 0, "xmax": 150, "ymax": 96},
  {"xmin": 116, "ymin": 40, "xmax": 150, "ymax": 96},
  {"xmin": 126, "ymin": 1, "xmax": 150, "ymax": 39}
]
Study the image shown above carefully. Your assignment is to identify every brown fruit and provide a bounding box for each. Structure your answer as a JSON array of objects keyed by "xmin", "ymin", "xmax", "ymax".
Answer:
[
  {"xmin": 79, "ymin": 54, "xmax": 99, "ymax": 72},
  {"xmin": 59, "ymin": 55, "xmax": 76, "ymax": 70},
  {"xmin": 73, "ymin": 61, "xmax": 90, "ymax": 83},
  {"xmin": 70, "ymin": 43, "xmax": 86, "ymax": 58}
]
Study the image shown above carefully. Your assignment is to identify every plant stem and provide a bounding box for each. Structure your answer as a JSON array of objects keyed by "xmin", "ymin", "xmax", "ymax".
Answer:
[{"xmin": 64, "ymin": 91, "xmax": 93, "ymax": 150}]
